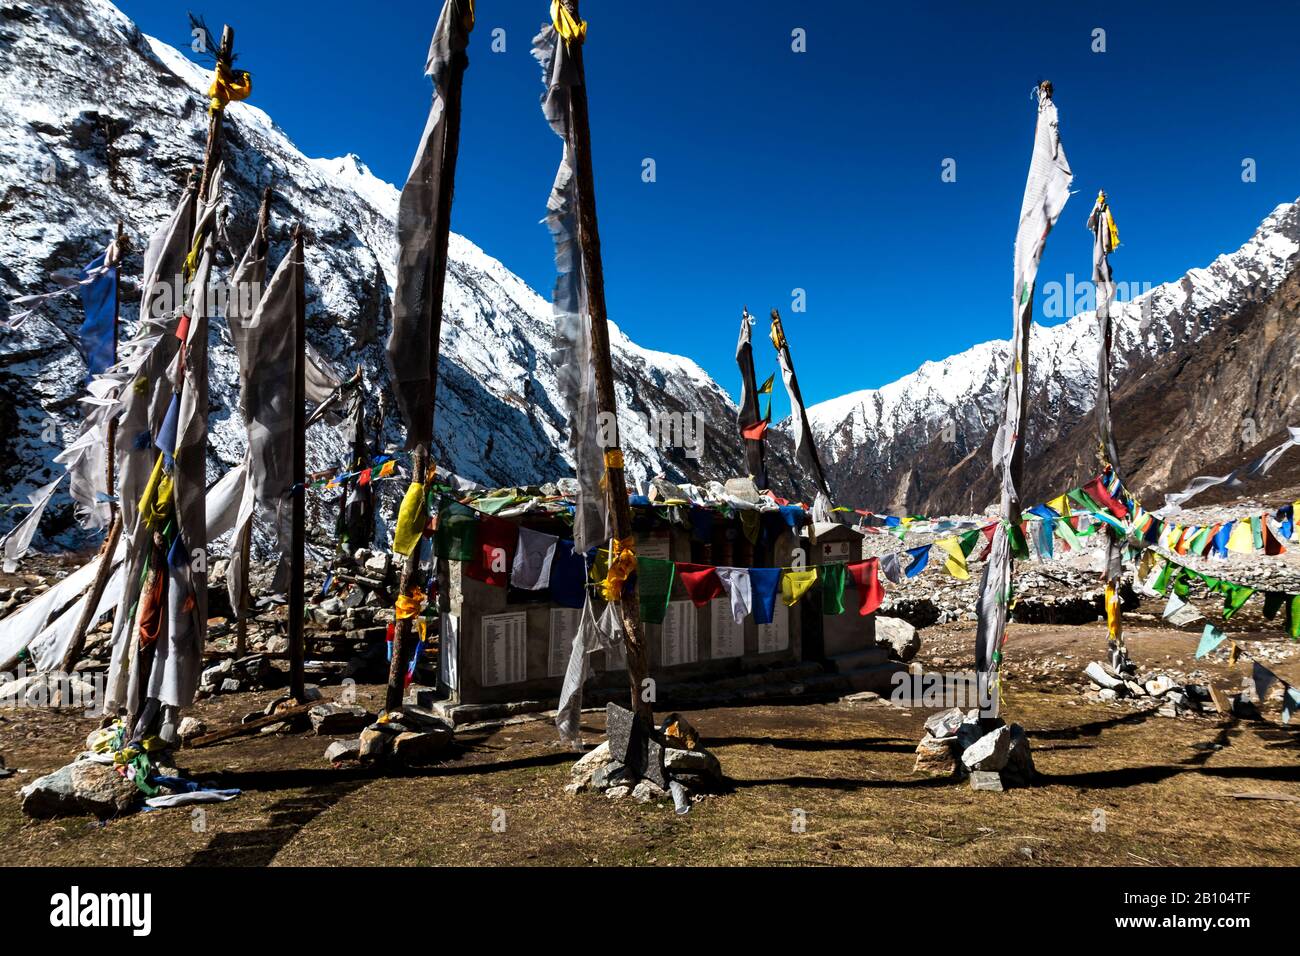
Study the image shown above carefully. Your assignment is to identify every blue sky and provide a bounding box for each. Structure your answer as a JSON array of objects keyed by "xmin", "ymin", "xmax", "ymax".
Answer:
[{"xmin": 118, "ymin": 1, "xmax": 1300, "ymax": 411}]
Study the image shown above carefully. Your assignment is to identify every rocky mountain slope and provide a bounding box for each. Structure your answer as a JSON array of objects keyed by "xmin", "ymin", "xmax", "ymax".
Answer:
[
  {"xmin": 0, "ymin": 0, "xmax": 799, "ymax": 545},
  {"xmin": 808, "ymin": 200, "xmax": 1300, "ymax": 515},
  {"xmin": 1019, "ymin": 260, "xmax": 1300, "ymax": 509}
]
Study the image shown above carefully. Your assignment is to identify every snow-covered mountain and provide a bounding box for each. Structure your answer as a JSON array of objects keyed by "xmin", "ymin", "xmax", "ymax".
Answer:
[
  {"xmin": 807, "ymin": 200, "xmax": 1300, "ymax": 513},
  {"xmin": 0, "ymin": 0, "xmax": 785, "ymax": 544}
]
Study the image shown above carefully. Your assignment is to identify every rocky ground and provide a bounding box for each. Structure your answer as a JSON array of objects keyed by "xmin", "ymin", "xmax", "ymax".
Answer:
[{"xmin": 1, "ymin": 602, "xmax": 1296, "ymax": 865}]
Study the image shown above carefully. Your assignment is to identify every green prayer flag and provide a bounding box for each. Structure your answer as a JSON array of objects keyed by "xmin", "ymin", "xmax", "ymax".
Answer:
[
  {"xmin": 1068, "ymin": 488, "xmax": 1102, "ymax": 513},
  {"xmin": 1154, "ymin": 559, "xmax": 1175, "ymax": 595},
  {"xmin": 1290, "ymin": 595, "xmax": 1300, "ymax": 641},
  {"xmin": 1054, "ymin": 518, "xmax": 1082, "ymax": 551},
  {"xmin": 820, "ymin": 563, "xmax": 847, "ymax": 615},
  {"xmin": 472, "ymin": 494, "xmax": 516, "ymax": 516},
  {"xmin": 637, "ymin": 557, "xmax": 675, "ymax": 625},
  {"xmin": 1250, "ymin": 515, "xmax": 1264, "ymax": 551},
  {"xmin": 1222, "ymin": 583, "xmax": 1256, "ymax": 620},
  {"xmin": 1007, "ymin": 522, "xmax": 1030, "ymax": 560},
  {"xmin": 958, "ymin": 528, "xmax": 981, "ymax": 558},
  {"xmin": 1173, "ymin": 568, "xmax": 1190, "ymax": 599},
  {"xmin": 1262, "ymin": 591, "xmax": 1285, "ymax": 620},
  {"xmin": 434, "ymin": 501, "xmax": 478, "ymax": 561}
]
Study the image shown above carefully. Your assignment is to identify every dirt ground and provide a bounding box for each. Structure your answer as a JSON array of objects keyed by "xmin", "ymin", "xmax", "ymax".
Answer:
[{"xmin": 1, "ymin": 623, "xmax": 1298, "ymax": 867}]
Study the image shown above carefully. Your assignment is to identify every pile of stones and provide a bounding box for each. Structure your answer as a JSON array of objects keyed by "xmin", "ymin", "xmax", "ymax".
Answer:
[
  {"xmin": 1083, "ymin": 660, "xmax": 1220, "ymax": 717},
  {"xmin": 913, "ymin": 707, "xmax": 1035, "ymax": 792},
  {"xmin": 566, "ymin": 704, "xmax": 724, "ymax": 813},
  {"xmin": 321, "ymin": 704, "xmax": 454, "ymax": 767},
  {"xmin": 310, "ymin": 548, "xmax": 397, "ymax": 632},
  {"xmin": 196, "ymin": 653, "xmax": 285, "ymax": 697}
]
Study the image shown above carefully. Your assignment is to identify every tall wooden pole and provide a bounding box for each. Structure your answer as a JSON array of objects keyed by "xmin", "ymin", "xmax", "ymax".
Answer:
[
  {"xmin": 289, "ymin": 225, "xmax": 307, "ymax": 702},
  {"xmin": 559, "ymin": 0, "xmax": 652, "ymax": 727},
  {"xmin": 385, "ymin": 30, "xmax": 470, "ymax": 713},
  {"xmin": 235, "ymin": 186, "xmax": 273, "ymax": 659},
  {"xmin": 198, "ymin": 26, "xmax": 234, "ymax": 204}
]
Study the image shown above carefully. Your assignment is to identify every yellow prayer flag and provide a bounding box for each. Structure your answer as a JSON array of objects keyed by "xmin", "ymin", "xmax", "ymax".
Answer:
[
  {"xmin": 781, "ymin": 570, "xmax": 817, "ymax": 607},
  {"xmin": 935, "ymin": 537, "xmax": 969, "ymax": 581},
  {"xmin": 1105, "ymin": 582, "xmax": 1122, "ymax": 643},
  {"xmin": 393, "ymin": 481, "xmax": 426, "ymax": 556},
  {"xmin": 1226, "ymin": 521, "xmax": 1255, "ymax": 554}
]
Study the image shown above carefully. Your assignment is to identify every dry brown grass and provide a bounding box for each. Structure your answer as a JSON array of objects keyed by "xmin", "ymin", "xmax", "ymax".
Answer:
[{"xmin": 1, "ymin": 624, "xmax": 1297, "ymax": 866}]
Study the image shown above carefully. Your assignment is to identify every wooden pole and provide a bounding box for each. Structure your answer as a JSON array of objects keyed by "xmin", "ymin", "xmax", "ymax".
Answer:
[
  {"xmin": 198, "ymin": 26, "xmax": 235, "ymax": 204},
  {"xmin": 559, "ymin": 0, "xmax": 652, "ymax": 727},
  {"xmin": 385, "ymin": 27, "xmax": 471, "ymax": 713},
  {"xmin": 289, "ymin": 225, "xmax": 307, "ymax": 702},
  {"xmin": 234, "ymin": 187, "xmax": 273, "ymax": 658},
  {"xmin": 105, "ymin": 220, "xmax": 122, "ymax": 515}
]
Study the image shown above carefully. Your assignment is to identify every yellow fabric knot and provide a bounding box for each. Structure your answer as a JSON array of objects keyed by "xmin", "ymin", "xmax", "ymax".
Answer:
[
  {"xmin": 395, "ymin": 587, "xmax": 427, "ymax": 620},
  {"xmin": 769, "ymin": 319, "xmax": 787, "ymax": 352},
  {"xmin": 601, "ymin": 537, "xmax": 637, "ymax": 602},
  {"xmin": 550, "ymin": 0, "xmax": 587, "ymax": 44},
  {"xmin": 182, "ymin": 230, "xmax": 205, "ymax": 283},
  {"xmin": 208, "ymin": 62, "xmax": 252, "ymax": 115},
  {"xmin": 604, "ymin": 449, "xmax": 624, "ymax": 470},
  {"xmin": 1096, "ymin": 192, "xmax": 1120, "ymax": 253}
]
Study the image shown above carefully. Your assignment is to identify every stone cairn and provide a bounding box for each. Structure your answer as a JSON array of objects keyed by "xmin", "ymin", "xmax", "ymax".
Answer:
[
  {"xmin": 913, "ymin": 707, "xmax": 1036, "ymax": 792},
  {"xmin": 1082, "ymin": 659, "xmax": 1224, "ymax": 718},
  {"xmin": 567, "ymin": 704, "xmax": 725, "ymax": 813}
]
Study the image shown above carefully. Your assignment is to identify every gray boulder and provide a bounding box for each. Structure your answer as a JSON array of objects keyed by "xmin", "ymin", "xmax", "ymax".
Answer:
[
  {"xmin": 177, "ymin": 717, "xmax": 207, "ymax": 744},
  {"xmin": 325, "ymin": 738, "xmax": 362, "ymax": 762},
  {"xmin": 358, "ymin": 726, "xmax": 393, "ymax": 761},
  {"xmin": 875, "ymin": 616, "xmax": 920, "ymax": 662},
  {"xmin": 632, "ymin": 780, "xmax": 668, "ymax": 803},
  {"xmin": 923, "ymin": 707, "xmax": 964, "ymax": 739},
  {"xmin": 391, "ymin": 729, "xmax": 452, "ymax": 764},
  {"xmin": 569, "ymin": 741, "xmax": 613, "ymax": 792},
  {"xmin": 309, "ymin": 703, "xmax": 374, "ymax": 736},
  {"xmin": 969, "ymin": 770, "xmax": 1004, "ymax": 792},
  {"xmin": 663, "ymin": 746, "xmax": 721, "ymax": 782},
  {"xmin": 1085, "ymin": 661, "xmax": 1124, "ymax": 690},
  {"xmin": 1003, "ymin": 724, "xmax": 1035, "ymax": 785},
  {"xmin": 913, "ymin": 734, "xmax": 958, "ymax": 776},
  {"xmin": 21, "ymin": 761, "xmax": 139, "ymax": 818},
  {"xmin": 961, "ymin": 724, "xmax": 1011, "ymax": 772}
]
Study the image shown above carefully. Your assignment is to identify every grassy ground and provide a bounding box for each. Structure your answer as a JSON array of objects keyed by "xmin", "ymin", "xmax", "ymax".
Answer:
[{"xmin": 1, "ymin": 624, "xmax": 1297, "ymax": 866}]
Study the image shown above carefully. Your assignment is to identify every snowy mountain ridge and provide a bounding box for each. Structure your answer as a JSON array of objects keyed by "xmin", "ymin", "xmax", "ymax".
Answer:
[
  {"xmin": 807, "ymin": 199, "xmax": 1300, "ymax": 512},
  {"xmin": 0, "ymin": 0, "xmax": 764, "ymax": 547}
]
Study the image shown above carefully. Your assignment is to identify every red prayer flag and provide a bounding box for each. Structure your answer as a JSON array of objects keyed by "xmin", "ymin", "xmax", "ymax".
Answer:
[
  {"xmin": 464, "ymin": 513, "xmax": 516, "ymax": 587},
  {"xmin": 847, "ymin": 558, "xmax": 884, "ymax": 616},
  {"xmin": 741, "ymin": 420, "xmax": 769, "ymax": 441},
  {"xmin": 1264, "ymin": 521, "xmax": 1287, "ymax": 556},
  {"xmin": 676, "ymin": 563, "xmax": 724, "ymax": 607},
  {"xmin": 1083, "ymin": 476, "xmax": 1128, "ymax": 519},
  {"xmin": 358, "ymin": 468, "xmax": 373, "ymax": 486}
]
